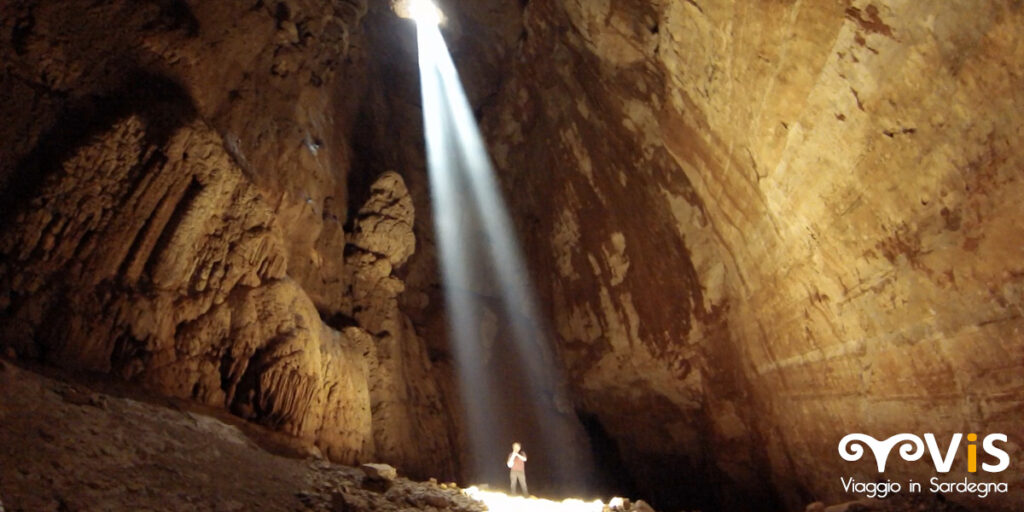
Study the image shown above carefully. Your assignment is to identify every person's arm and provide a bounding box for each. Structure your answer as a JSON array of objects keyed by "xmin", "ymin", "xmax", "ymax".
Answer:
[
  {"xmin": 517, "ymin": 451, "xmax": 527, "ymax": 461},
  {"xmin": 507, "ymin": 452, "xmax": 516, "ymax": 468}
]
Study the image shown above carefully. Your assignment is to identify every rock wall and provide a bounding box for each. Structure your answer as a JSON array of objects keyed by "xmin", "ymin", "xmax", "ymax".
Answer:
[
  {"xmin": 0, "ymin": 0, "xmax": 458, "ymax": 479},
  {"xmin": 481, "ymin": 0, "xmax": 1024, "ymax": 510}
]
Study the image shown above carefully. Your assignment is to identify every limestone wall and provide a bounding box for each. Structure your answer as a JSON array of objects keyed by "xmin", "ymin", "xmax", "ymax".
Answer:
[
  {"xmin": 0, "ymin": 0, "xmax": 457, "ymax": 480},
  {"xmin": 482, "ymin": 1, "xmax": 1024, "ymax": 509}
]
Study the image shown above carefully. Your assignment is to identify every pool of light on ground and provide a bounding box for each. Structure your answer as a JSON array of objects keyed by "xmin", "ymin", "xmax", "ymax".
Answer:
[{"xmin": 464, "ymin": 487, "xmax": 613, "ymax": 512}]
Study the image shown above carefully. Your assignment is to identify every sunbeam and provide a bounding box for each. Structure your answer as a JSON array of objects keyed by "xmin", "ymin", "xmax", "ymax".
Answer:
[{"xmin": 413, "ymin": 0, "xmax": 586, "ymax": 495}]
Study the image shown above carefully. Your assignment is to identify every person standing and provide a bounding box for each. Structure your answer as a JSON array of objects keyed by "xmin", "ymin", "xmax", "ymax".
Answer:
[{"xmin": 506, "ymin": 441, "xmax": 528, "ymax": 496}]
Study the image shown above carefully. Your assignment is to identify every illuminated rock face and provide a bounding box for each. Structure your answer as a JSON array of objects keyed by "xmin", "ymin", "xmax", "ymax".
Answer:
[
  {"xmin": 481, "ymin": 0, "xmax": 1024, "ymax": 510},
  {"xmin": 0, "ymin": 0, "xmax": 457, "ymax": 480}
]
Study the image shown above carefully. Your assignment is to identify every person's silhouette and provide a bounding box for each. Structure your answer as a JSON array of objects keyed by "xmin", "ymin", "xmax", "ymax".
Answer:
[{"xmin": 506, "ymin": 442, "xmax": 528, "ymax": 496}]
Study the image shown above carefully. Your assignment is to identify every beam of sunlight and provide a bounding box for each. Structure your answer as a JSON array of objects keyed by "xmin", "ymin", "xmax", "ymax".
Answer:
[
  {"xmin": 414, "ymin": 0, "xmax": 584, "ymax": 491},
  {"xmin": 417, "ymin": 3, "xmax": 500, "ymax": 478}
]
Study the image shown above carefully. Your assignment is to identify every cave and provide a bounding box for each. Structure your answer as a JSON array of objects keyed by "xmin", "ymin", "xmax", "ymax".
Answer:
[{"xmin": 1, "ymin": 1, "xmax": 1022, "ymax": 511}]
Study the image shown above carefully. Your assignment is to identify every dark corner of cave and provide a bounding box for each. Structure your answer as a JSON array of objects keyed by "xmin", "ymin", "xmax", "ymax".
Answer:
[{"xmin": 1, "ymin": 0, "xmax": 1021, "ymax": 511}]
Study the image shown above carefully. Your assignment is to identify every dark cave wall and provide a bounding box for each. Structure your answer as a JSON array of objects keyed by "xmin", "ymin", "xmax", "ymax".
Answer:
[{"xmin": 479, "ymin": 0, "xmax": 1024, "ymax": 510}]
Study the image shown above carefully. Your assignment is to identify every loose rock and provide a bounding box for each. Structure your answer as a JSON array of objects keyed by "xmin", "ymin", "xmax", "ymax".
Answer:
[{"xmin": 360, "ymin": 463, "xmax": 397, "ymax": 481}]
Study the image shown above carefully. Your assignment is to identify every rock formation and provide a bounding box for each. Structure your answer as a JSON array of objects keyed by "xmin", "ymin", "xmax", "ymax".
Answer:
[
  {"xmin": 0, "ymin": 0, "xmax": 457, "ymax": 480},
  {"xmin": 343, "ymin": 171, "xmax": 456, "ymax": 479}
]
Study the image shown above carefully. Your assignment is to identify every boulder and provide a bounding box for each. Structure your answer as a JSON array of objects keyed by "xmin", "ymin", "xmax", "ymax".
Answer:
[{"xmin": 360, "ymin": 463, "xmax": 398, "ymax": 481}]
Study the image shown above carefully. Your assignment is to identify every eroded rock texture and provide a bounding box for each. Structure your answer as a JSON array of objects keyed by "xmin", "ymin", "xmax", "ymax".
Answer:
[
  {"xmin": 481, "ymin": 0, "xmax": 1024, "ymax": 510},
  {"xmin": 0, "ymin": 0, "xmax": 457, "ymax": 478}
]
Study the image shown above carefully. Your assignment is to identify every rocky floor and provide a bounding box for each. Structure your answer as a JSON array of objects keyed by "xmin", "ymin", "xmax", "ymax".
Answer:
[
  {"xmin": 0, "ymin": 358, "xmax": 670, "ymax": 512},
  {"xmin": 0, "ymin": 357, "xmax": 486, "ymax": 512},
  {"xmin": 0, "ymin": 356, "xmax": 985, "ymax": 512}
]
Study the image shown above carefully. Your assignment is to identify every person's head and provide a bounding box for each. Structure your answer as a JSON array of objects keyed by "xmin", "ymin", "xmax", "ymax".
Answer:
[{"xmin": 512, "ymin": 442, "xmax": 521, "ymax": 452}]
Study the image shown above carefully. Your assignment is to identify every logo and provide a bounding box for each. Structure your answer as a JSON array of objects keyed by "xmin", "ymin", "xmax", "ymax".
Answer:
[
  {"xmin": 837, "ymin": 433, "xmax": 1011, "ymax": 499},
  {"xmin": 838, "ymin": 433, "xmax": 1010, "ymax": 473}
]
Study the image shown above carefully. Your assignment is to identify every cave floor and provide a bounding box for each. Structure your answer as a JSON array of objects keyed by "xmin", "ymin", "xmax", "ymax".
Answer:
[
  {"xmin": 0, "ymin": 356, "xmax": 982, "ymax": 512},
  {"xmin": 0, "ymin": 358, "xmax": 485, "ymax": 512}
]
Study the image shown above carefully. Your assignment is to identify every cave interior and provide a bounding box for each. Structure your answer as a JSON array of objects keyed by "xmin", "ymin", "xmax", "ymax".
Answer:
[{"xmin": 0, "ymin": 0, "xmax": 1022, "ymax": 511}]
